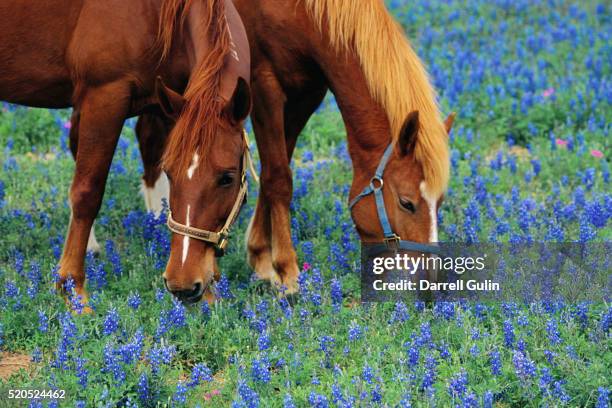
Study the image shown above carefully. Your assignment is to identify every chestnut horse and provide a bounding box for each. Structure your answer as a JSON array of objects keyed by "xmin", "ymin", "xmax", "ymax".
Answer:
[
  {"xmin": 135, "ymin": 0, "xmax": 454, "ymax": 294},
  {"xmin": 0, "ymin": 0, "xmax": 251, "ymax": 307}
]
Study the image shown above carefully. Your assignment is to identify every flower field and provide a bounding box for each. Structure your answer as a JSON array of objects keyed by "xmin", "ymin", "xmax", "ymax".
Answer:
[{"xmin": 0, "ymin": 0, "xmax": 610, "ymax": 406}]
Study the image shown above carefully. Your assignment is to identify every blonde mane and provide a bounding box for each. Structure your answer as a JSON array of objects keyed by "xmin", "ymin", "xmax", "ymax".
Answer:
[
  {"xmin": 158, "ymin": 0, "xmax": 232, "ymax": 175},
  {"xmin": 304, "ymin": 0, "xmax": 450, "ymax": 196}
]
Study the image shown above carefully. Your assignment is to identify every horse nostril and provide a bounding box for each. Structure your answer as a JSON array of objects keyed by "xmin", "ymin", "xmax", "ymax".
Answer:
[
  {"xmin": 191, "ymin": 282, "xmax": 203, "ymax": 298},
  {"xmin": 170, "ymin": 281, "xmax": 204, "ymax": 303}
]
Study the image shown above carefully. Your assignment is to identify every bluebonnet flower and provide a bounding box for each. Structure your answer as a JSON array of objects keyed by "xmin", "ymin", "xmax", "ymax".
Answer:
[
  {"xmin": 448, "ymin": 370, "xmax": 468, "ymax": 399},
  {"xmin": 155, "ymin": 288, "xmax": 166, "ymax": 302},
  {"xmin": 215, "ymin": 274, "xmax": 233, "ymax": 299},
  {"xmin": 5, "ymin": 280, "xmax": 19, "ymax": 298},
  {"xmin": 503, "ymin": 320, "xmax": 515, "ymax": 348},
  {"xmin": 565, "ymin": 345, "xmax": 579, "ymax": 360},
  {"xmin": 512, "ymin": 351, "xmax": 536, "ymax": 380},
  {"xmin": 38, "ymin": 310, "xmax": 49, "ymax": 333},
  {"xmin": 517, "ymin": 338, "xmax": 527, "ymax": 353},
  {"xmin": 319, "ymin": 336, "xmax": 335, "ymax": 354},
  {"xmin": 53, "ymin": 312, "xmax": 78, "ymax": 369},
  {"xmin": 105, "ymin": 240, "xmax": 122, "ymax": 276},
  {"xmin": 361, "ymin": 364, "xmax": 375, "ymax": 384},
  {"xmin": 148, "ymin": 343, "xmax": 177, "ymax": 375},
  {"xmin": 102, "ymin": 307, "xmax": 120, "ymax": 336},
  {"xmin": 546, "ymin": 318, "xmax": 562, "ymax": 345},
  {"xmin": 172, "ymin": 381, "xmax": 188, "ymax": 405},
  {"xmin": 102, "ymin": 342, "xmax": 125, "ymax": 384},
  {"xmin": 75, "ymin": 356, "xmax": 88, "ymax": 389},
  {"xmin": 86, "ymin": 256, "xmax": 107, "ymax": 290},
  {"xmin": 118, "ymin": 329, "xmax": 144, "ymax": 365},
  {"xmin": 348, "ymin": 322, "xmax": 363, "ymax": 341},
  {"xmin": 188, "ymin": 363, "xmax": 213, "ymax": 387},
  {"xmin": 308, "ymin": 391, "xmax": 329, "ymax": 408},
  {"xmin": 236, "ymin": 380, "xmax": 260, "ymax": 408},
  {"xmin": 388, "ymin": 302, "xmax": 410, "ymax": 324},
  {"xmin": 330, "ymin": 278, "xmax": 342, "ymax": 312},
  {"xmin": 438, "ymin": 342, "xmax": 451, "ymax": 360},
  {"xmin": 257, "ymin": 332, "xmax": 271, "ymax": 351},
  {"xmin": 422, "ymin": 355, "xmax": 437, "ymax": 390},
  {"xmin": 490, "ymin": 349, "xmax": 502, "ymax": 376},
  {"xmin": 127, "ymin": 293, "xmax": 141, "ymax": 310},
  {"xmin": 284, "ymin": 394, "xmax": 296, "ymax": 408},
  {"xmin": 434, "ymin": 302, "xmax": 455, "ymax": 320},
  {"xmin": 596, "ymin": 387, "xmax": 609, "ymax": 408},
  {"xmin": 544, "ymin": 350, "xmax": 556, "ymax": 365},
  {"xmin": 406, "ymin": 342, "xmax": 420, "ymax": 366},
  {"xmin": 483, "ymin": 391, "xmax": 494, "ymax": 408},
  {"xmin": 201, "ymin": 301, "xmax": 210, "ymax": 317},
  {"xmin": 157, "ymin": 297, "xmax": 187, "ymax": 337},
  {"xmin": 138, "ymin": 372, "xmax": 152, "ymax": 405}
]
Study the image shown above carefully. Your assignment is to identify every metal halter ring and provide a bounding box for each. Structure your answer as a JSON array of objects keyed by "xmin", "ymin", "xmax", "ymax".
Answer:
[{"xmin": 369, "ymin": 176, "xmax": 384, "ymax": 191}]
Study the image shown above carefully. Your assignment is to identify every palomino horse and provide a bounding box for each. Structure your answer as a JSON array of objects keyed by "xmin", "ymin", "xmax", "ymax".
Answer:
[
  {"xmin": 0, "ymin": 0, "xmax": 252, "ymax": 307},
  {"xmin": 135, "ymin": 0, "xmax": 454, "ymax": 294}
]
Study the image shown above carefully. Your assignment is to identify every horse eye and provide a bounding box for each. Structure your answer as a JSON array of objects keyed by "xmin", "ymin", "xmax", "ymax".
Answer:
[
  {"xmin": 400, "ymin": 198, "xmax": 416, "ymax": 213},
  {"xmin": 218, "ymin": 172, "xmax": 234, "ymax": 187}
]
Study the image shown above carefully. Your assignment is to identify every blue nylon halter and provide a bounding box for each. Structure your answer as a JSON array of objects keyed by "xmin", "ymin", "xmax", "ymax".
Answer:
[{"xmin": 349, "ymin": 142, "xmax": 445, "ymax": 256}]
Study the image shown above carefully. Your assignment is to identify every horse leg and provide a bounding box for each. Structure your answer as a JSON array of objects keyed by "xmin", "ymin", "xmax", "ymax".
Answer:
[
  {"xmin": 135, "ymin": 114, "xmax": 170, "ymax": 216},
  {"xmin": 268, "ymin": 89, "xmax": 327, "ymax": 294},
  {"xmin": 246, "ymin": 70, "xmax": 286, "ymax": 288},
  {"xmin": 58, "ymin": 82, "xmax": 129, "ymax": 308},
  {"xmin": 68, "ymin": 110, "xmax": 101, "ymax": 254}
]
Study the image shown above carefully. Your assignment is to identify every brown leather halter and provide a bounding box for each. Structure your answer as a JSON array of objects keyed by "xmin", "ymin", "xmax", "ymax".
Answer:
[{"xmin": 166, "ymin": 129, "xmax": 258, "ymax": 256}]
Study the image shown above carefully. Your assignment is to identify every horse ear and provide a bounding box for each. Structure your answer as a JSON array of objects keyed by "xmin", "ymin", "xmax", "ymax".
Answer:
[
  {"xmin": 444, "ymin": 111, "xmax": 456, "ymax": 134},
  {"xmin": 155, "ymin": 76, "xmax": 185, "ymax": 120},
  {"xmin": 225, "ymin": 77, "xmax": 251, "ymax": 125},
  {"xmin": 398, "ymin": 110, "xmax": 419, "ymax": 155}
]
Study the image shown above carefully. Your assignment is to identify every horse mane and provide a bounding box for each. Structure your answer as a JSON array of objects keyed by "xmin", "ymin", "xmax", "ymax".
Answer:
[
  {"xmin": 304, "ymin": 0, "xmax": 450, "ymax": 196},
  {"xmin": 158, "ymin": 0, "xmax": 232, "ymax": 175}
]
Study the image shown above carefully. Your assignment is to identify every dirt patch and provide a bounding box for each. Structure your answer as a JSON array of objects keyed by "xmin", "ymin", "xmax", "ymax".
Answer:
[
  {"xmin": 0, "ymin": 352, "xmax": 31, "ymax": 381},
  {"xmin": 508, "ymin": 145, "xmax": 531, "ymax": 159},
  {"xmin": 24, "ymin": 152, "xmax": 57, "ymax": 162}
]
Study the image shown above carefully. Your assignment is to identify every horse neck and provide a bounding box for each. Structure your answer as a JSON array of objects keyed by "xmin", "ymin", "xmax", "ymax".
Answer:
[{"xmin": 319, "ymin": 49, "xmax": 394, "ymax": 187}]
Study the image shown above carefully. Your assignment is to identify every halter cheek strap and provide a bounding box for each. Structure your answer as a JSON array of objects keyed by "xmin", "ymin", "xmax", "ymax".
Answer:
[
  {"xmin": 349, "ymin": 143, "xmax": 398, "ymax": 244},
  {"xmin": 166, "ymin": 129, "xmax": 258, "ymax": 257},
  {"xmin": 349, "ymin": 142, "xmax": 445, "ymax": 255}
]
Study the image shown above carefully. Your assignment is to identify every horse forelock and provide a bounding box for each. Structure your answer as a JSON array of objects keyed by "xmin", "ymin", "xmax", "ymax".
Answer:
[
  {"xmin": 158, "ymin": 0, "xmax": 232, "ymax": 176},
  {"xmin": 303, "ymin": 0, "xmax": 450, "ymax": 196}
]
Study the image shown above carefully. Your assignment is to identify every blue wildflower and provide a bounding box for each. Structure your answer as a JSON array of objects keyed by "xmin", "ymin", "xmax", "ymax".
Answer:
[
  {"xmin": 102, "ymin": 308, "xmax": 120, "ymax": 336},
  {"xmin": 127, "ymin": 293, "xmax": 141, "ymax": 310}
]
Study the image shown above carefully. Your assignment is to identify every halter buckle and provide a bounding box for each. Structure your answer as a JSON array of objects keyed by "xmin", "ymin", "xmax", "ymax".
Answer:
[
  {"xmin": 215, "ymin": 234, "xmax": 229, "ymax": 257},
  {"xmin": 370, "ymin": 176, "xmax": 384, "ymax": 191},
  {"xmin": 383, "ymin": 234, "xmax": 400, "ymax": 249}
]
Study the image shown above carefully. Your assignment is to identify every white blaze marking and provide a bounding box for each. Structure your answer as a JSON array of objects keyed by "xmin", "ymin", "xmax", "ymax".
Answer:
[
  {"xmin": 141, "ymin": 172, "xmax": 169, "ymax": 216},
  {"xmin": 187, "ymin": 153, "xmax": 200, "ymax": 180},
  {"xmin": 181, "ymin": 205, "xmax": 191, "ymax": 266},
  {"xmin": 419, "ymin": 181, "xmax": 439, "ymax": 243}
]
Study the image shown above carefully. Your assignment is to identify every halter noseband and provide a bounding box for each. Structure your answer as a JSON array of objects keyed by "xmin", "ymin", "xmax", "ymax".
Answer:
[
  {"xmin": 166, "ymin": 129, "xmax": 258, "ymax": 257},
  {"xmin": 349, "ymin": 142, "xmax": 445, "ymax": 256}
]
